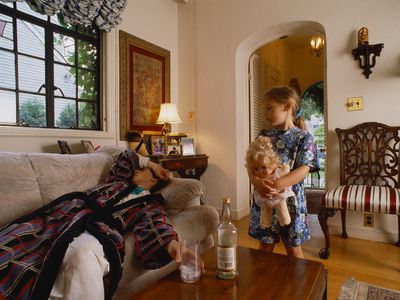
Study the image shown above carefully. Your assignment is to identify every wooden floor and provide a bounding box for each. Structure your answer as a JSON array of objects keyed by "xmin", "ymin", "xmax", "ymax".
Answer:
[{"xmin": 233, "ymin": 215, "xmax": 400, "ymax": 300}]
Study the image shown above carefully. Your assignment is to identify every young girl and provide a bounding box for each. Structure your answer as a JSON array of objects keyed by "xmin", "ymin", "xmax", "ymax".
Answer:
[{"xmin": 248, "ymin": 86, "xmax": 317, "ymax": 258}]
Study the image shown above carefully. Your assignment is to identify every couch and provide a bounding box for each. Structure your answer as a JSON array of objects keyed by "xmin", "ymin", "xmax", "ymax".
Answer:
[{"xmin": 0, "ymin": 146, "xmax": 219, "ymax": 299}]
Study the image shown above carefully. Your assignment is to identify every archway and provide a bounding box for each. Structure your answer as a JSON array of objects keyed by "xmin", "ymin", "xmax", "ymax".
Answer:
[{"xmin": 234, "ymin": 21, "xmax": 326, "ymax": 218}]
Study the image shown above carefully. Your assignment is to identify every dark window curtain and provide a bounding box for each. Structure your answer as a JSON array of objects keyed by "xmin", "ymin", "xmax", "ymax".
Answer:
[{"xmin": 0, "ymin": 0, "xmax": 127, "ymax": 32}]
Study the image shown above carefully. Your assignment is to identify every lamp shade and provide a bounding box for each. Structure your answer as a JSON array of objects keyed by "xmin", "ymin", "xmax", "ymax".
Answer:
[{"xmin": 156, "ymin": 103, "xmax": 182, "ymax": 124}]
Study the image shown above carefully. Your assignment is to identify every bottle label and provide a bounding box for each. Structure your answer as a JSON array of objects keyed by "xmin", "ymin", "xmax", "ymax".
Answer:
[{"xmin": 217, "ymin": 246, "xmax": 236, "ymax": 271}]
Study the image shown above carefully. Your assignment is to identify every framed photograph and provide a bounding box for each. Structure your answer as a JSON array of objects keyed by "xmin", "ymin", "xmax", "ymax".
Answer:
[
  {"xmin": 57, "ymin": 140, "xmax": 72, "ymax": 154},
  {"xmin": 119, "ymin": 30, "xmax": 171, "ymax": 140},
  {"xmin": 166, "ymin": 133, "xmax": 186, "ymax": 145},
  {"xmin": 151, "ymin": 135, "xmax": 166, "ymax": 156},
  {"xmin": 167, "ymin": 145, "xmax": 181, "ymax": 156},
  {"xmin": 181, "ymin": 138, "xmax": 195, "ymax": 156},
  {"xmin": 81, "ymin": 140, "xmax": 95, "ymax": 153}
]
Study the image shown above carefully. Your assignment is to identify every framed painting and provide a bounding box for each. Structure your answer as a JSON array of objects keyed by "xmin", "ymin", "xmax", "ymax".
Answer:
[{"xmin": 119, "ymin": 30, "xmax": 171, "ymax": 140}]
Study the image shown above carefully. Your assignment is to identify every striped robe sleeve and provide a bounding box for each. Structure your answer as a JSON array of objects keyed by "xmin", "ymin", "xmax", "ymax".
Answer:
[{"xmin": 112, "ymin": 201, "xmax": 178, "ymax": 269}]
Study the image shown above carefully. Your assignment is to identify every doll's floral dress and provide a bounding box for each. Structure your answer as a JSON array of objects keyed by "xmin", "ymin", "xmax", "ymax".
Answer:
[{"xmin": 248, "ymin": 126, "xmax": 317, "ymax": 247}]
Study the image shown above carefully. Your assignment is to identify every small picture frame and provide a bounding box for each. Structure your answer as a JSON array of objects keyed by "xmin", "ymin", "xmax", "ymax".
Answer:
[
  {"xmin": 151, "ymin": 135, "xmax": 166, "ymax": 156},
  {"xmin": 181, "ymin": 138, "xmax": 195, "ymax": 156},
  {"xmin": 167, "ymin": 145, "xmax": 181, "ymax": 156},
  {"xmin": 81, "ymin": 140, "xmax": 95, "ymax": 153},
  {"xmin": 57, "ymin": 140, "xmax": 72, "ymax": 154}
]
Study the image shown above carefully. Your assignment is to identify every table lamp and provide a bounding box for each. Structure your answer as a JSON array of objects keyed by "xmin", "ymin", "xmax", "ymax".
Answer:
[{"xmin": 156, "ymin": 103, "xmax": 182, "ymax": 135}]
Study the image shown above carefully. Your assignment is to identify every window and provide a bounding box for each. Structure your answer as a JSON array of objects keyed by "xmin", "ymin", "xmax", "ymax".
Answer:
[{"xmin": 0, "ymin": 2, "xmax": 101, "ymax": 130}]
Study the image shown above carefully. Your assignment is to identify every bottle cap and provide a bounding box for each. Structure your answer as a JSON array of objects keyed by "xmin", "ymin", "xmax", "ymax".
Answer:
[{"xmin": 223, "ymin": 198, "xmax": 231, "ymax": 204}]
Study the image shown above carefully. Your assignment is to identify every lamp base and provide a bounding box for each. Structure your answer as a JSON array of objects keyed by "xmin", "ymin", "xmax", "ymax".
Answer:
[{"xmin": 161, "ymin": 123, "xmax": 171, "ymax": 135}]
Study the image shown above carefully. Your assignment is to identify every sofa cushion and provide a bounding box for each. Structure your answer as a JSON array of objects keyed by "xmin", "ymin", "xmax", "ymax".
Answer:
[
  {"xmin": 157, "ymin": 178, "xmax": 204, "ymax": 216},
  {"xmin": 0, "ymin": 152, "xmax": 42, "ymax": 227},
  {"xmin": 28, "ymin": 152, "xmax": 113, "ymax": 204}
]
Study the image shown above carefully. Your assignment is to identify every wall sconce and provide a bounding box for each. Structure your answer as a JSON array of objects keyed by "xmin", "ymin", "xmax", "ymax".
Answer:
[
  {"xmin": 351, "ymin": 27, "xmax": 384, "ymax": 79},
  {"xmin": 310, "ymin": 35, "xmax": 325, "ymax": 57},
  {"xmin": 156, "ymin": 103, "xmax": 182, "ymax": 135}
]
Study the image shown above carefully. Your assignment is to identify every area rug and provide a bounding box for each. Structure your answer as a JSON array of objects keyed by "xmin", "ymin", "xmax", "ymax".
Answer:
[{"xmin": 338, "ymin": 277, "xmax": 400, "ymax": 300}]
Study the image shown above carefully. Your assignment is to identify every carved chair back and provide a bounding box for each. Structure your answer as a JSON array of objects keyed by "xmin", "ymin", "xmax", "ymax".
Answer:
[{"xmin": 336, "ymin": 122, "xmax": 400, "ymax": 188}]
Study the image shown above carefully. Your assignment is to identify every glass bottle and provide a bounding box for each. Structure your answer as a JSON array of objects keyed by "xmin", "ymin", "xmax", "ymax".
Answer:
[{"xmin": 216, "ymin": 197, "xmax": 238, "ymax": 279}]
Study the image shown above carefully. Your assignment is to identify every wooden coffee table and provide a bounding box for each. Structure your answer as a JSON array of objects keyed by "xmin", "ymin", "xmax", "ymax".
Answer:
[{"xmin": 134, "ymin": 246, "xmax": 327, "ymax": 299}]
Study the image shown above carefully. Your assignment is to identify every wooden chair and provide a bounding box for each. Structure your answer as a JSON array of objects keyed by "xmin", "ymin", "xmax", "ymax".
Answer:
[{"xmin": 318, "ymin": 122, "xmax": 400, "ymax": 259}]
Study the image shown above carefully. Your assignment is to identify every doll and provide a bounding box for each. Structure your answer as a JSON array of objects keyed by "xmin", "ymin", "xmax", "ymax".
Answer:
[{"xmin": 246, "ymin": 136, "xmax": 294, "ymax": 228}]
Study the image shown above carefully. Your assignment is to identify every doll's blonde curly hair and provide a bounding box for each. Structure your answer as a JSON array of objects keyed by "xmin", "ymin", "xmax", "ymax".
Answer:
[{"xmin": 245, "ymin": 136, "xmax": 282, "ymax": 173}]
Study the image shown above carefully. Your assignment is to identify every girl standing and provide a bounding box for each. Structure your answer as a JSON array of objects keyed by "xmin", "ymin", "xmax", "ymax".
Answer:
[{"xmin": 248, "ymin": 86, "xmax": 317, "ymax": 258}]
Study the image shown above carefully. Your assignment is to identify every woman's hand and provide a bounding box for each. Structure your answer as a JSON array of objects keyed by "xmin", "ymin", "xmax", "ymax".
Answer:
[
  {"xmin": 147, "ymin": 161, "xmax": 170, "ymax": 181},
  {"xmin": 166, "ymin": 240, "xmax": 205, "ymax": 274},
  {"xmin": 249, "ymin": 173, "xmax": 278, "ymax": 198}
]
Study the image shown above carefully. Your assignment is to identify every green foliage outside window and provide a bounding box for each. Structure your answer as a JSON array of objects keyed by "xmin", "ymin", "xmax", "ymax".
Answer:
[
  {"xmin": 53, "ymin": 13, "xmax": 98, "ymax": 130},
  {"xmin": 57, "ymin": 104, "xmax": 75, "ymax": 128},
  {"xmin": 20, "ymin": 98, "xmax": 46, "ymax": 127}
]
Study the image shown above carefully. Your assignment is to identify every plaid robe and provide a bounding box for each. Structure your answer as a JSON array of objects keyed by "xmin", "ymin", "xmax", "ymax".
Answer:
[{"xmin": 0, "ymin": 150, "xmax": 177, "ymax": 300}]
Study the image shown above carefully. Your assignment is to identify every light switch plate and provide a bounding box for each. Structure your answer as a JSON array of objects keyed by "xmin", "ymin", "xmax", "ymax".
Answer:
[
  {"xmin": 347, "ymin": 97, "xmax": 363, "ymax": 111},
  {"xmin": 188, "ymin": 111, "xmax": 195, "ymax": 121}
]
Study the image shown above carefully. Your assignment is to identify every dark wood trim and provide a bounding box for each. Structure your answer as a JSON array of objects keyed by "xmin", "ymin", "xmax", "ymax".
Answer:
[{"xmin": 318, "ymin": 207, "xmax": 337, "ymax": 259}]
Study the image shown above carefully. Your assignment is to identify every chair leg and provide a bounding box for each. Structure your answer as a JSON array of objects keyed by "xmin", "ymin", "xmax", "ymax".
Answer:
[
  {"xmin": 397, "ymin": 215, "xmax": 400, "ymax": 247},
  {"xmin": 318, "ymin": 207, "xmax": 337, "ymax": 259},
  {"xmin": 341, "ymin": 209, "xmax": 348, "ymax": 239}
]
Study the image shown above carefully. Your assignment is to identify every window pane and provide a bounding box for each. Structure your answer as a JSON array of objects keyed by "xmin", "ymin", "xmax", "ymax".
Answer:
[
  {"xmin": 18, "ymin": 55, "xmax": 45, "ymax": 92},
  {"xmin": 0, "ymin": 14, "xmax": 13, "ymax": 50},
  {"xmin": 17, "ymin": 19, "xmax": 44, "ymax": 58},
  {"xmin": 78, "ymin": 102, "xmax": 97, "ymax": 129},
  {"xmin": 54, "ymin": 33, "xmax": 75, "ymax": 65},
  {"xmin": 78, "ymin": 69, "xmax": 96, "ymax": 100},
  {"xmin": 0, "ymin": 90, "xmax": 16, "ymax": 124},
  {"xmin": 51, "ymin": 13, "xmax": 76, "ymax": 30},
  {"xmin": 55, "ymin": 98, "xmax": 76, "ymax": 128},
  {"xmin": 54, "ymin": 63, "xmax": 76, "ymax": 98},
  {"xmin": 77, "ymin": 40, "xmax": 96, "ymax": 70},
  {"xmin": 16, "ymin": 2, "xmax": 47, "ymax": 21},
  {"xmin": 0, "ymin": 50, "xmax": 15, "ymax": 89},
  {"xmin": 19, "ymin": 93, "xmax": 46, "ymax": 127}
]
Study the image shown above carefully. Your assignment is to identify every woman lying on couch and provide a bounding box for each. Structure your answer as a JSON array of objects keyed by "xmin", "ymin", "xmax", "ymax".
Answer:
[{"xmin": 0, "ymin": 150, "xmax": 202, "ymax": 300}]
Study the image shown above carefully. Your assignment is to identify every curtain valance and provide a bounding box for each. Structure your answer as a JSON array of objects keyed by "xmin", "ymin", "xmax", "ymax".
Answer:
[{"xmin": 0, "ymin": 0, "xmax": 127, "ymax": 32}]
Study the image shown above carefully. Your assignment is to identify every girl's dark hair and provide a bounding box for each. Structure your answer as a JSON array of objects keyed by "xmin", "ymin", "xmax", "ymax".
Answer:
[{"xmin": 264, "ymin": 86, "xmax": 307, "ymax": 131}]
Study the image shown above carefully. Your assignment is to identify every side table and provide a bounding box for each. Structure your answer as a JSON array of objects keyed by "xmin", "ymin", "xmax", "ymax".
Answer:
[{"xmin": 149, "ymin": 154, "xmax": 209, "ymax": 180}]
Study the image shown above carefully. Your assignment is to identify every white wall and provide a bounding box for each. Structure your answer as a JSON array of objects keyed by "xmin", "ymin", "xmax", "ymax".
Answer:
[
  {"xmin": 0, "ymin": 0, "xmax": 187, "ymax": 152},
  {"xmin": 180, "ymin": 0, "xmax": 399, "ymax": 242}
]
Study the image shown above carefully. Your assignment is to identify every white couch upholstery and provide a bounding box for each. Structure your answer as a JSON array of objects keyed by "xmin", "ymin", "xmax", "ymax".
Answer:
[{"xmin": 0, "ymin": 147, "xmax": 219, "ymax": 299}]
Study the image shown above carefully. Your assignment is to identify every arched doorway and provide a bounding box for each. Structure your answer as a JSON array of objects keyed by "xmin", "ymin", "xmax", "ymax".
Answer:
[{"xmin": 234, "ymin": 21, "xmax": 327, "ymax": 217}]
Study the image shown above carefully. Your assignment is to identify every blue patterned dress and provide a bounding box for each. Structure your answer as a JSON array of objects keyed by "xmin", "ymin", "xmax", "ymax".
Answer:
[{"xmin": 248, "ymin": 126, "xmax": 317, "ymax": 247}]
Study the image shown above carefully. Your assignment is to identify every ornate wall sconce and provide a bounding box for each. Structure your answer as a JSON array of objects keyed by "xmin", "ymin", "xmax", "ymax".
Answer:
[
  {"xmin": 310, "ymin": 35, "xmax": 325, "ymax": 57},
  {"xmin": 351, "ymin": 27, "xmax": 384, "ymax": 79}
]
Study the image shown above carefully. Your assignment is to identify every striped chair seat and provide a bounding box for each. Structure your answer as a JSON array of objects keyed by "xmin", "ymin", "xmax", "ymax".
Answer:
[{"xmin": 324, "ymin": 185, "xmax": 400, "ymax": 214}]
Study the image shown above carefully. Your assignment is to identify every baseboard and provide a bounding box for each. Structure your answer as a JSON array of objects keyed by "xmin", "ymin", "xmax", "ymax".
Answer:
[
  {"xmin": 232, "ymin": 206, "xmax": 250, "ymax": 220},
  {"xmin": 329, "ymin": 224, "xmax": 398, "ymax": 244}
]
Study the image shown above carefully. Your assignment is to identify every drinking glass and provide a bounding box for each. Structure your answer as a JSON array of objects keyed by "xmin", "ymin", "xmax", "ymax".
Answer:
[{"xmin": 179, "ymin": 239, "xmax": 201, "ymax": 283}]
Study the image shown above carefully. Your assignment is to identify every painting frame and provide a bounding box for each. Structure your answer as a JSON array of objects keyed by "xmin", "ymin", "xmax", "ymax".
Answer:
[{"xmin": 119, "ymin": 30, "xmax": 171, "ymax": 141}]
